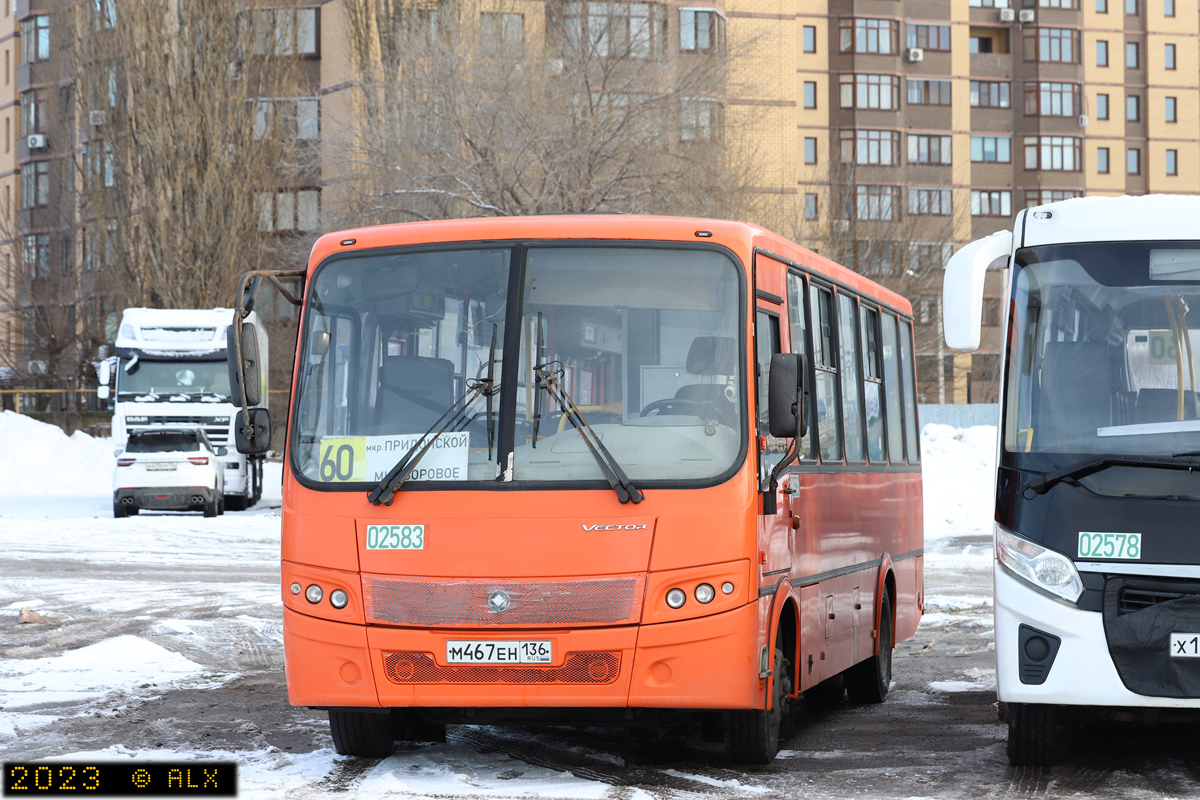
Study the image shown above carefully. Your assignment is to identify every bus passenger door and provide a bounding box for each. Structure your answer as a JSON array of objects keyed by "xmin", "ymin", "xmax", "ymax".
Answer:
[{"xmin": 755, "ymin": 306, "xmax": 792, "ymax": 582}]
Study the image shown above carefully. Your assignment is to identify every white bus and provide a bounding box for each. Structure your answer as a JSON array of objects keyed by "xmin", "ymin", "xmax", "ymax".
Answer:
[{"xmin": 944, "ymin": 195, "xmax": 1200, "ymax": 765}]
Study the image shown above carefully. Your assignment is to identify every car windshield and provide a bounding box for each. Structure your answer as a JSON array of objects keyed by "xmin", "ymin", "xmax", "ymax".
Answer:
[
  {"xmin": 126, "ymin": 432, "xmax": 201, "ymax": 452},
  {"xmin": 1006, "ymin": 241, "xmax": 1200, "ymax": 467},
  {"xmin": 291, "ymin": 243, "xmax": 745, "ymax": 488},
  {"xmin": 117, "ymin": 360, "xmax": 231, "ymax": 397}
]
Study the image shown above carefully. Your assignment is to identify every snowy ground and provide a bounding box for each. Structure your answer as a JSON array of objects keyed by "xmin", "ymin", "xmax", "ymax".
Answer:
[{"xmin": 4, "ymin": 412, "xmax": 1197, "ymax": 798}]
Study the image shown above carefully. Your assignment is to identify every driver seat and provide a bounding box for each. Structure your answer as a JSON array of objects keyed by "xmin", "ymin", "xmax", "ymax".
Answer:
[
  {"xmin": 374, "ymin": 355, "xmax": 456, "ymax": 434},
  {"xmin": 672, "ymin": 336, "xmax": 738, "ymax": 419}
]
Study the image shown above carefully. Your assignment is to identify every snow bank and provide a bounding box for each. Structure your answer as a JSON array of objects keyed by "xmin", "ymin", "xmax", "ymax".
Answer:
[
  {"xmin": 921, "ymin": 423, "xmax": 997, "ymax": 541},
  {"xmin": 0, "ymin": 411, "xmax": 114, "ymax": 498}
]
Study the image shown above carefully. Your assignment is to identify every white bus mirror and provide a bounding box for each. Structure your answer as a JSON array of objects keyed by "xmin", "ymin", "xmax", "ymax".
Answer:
[{"xmin": 943, "ymin": 229, "xmax": 1013, "ymax": 351}]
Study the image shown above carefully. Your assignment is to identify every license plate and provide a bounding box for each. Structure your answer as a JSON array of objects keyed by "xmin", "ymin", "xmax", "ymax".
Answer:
[
  {"xmin": 146, "ymin": 462, "xmax": 176, "ymax": 471},
  {"xmin": 445, "ymin": 640, "xmax": 552, "ymax": 665},
  {"xmin": 1170, "ymin": 633, "xmax": 1200, "ymax": 658}
]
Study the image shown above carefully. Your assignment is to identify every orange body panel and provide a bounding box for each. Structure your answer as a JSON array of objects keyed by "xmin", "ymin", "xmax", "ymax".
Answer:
[{"xmin": 278, "ymin": 216, "xmax": 922, "ymax": 715}]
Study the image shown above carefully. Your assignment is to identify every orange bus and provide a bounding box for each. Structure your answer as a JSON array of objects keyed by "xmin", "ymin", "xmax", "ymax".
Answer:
[{"xmin": 229, "ymin": 215, "xmax": 924, "ymax": 763}]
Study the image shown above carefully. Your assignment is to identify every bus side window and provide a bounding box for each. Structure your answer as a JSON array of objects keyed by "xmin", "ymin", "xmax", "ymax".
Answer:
[
  {"xmin": 756, "ymin": 310, "xmax": 789, "ymax": 474},
  {"xmin": 899, "ymin": 318, "xmax": 921, "ymax": 463},
  {"xmin": 860, "ymin": 305, "xmax": 886, "ymax": 462},
  {"xmin": 837, "ymin": 292, "xmax": 865, "ymax": 462},
  {"xmin": 786, "ymin": 272, "xmax": 813, "ymax": 459},
  {"xmin": 810, "ymin": 284, "xmax": 842, "ymax": 462},
  {"xmin": 880, "ymin": 312, "xmax": 905, "ymax": 463}
]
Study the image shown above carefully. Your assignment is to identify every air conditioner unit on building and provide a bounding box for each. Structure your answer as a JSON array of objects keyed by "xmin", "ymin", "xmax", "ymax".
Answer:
[
  {"xmin": 999, "ymin": 8, "xmax": 1016, "ymax": 21},
  {"xmin": 832, "ymin": 219, "xmax": 850, "ymax": 233},
  {"xmin": 88, "ymin": 109, "xmax": 107, "ymax": 126},
  {"xmin": 1018, "ymin": 9, "xmax": 1035, "ymax": 22},
  {"xmin": 1078, "ymin": 114, "xmax": 1089, "ymax": 127},
  {"xmin": 28, "ymin": 360, "xmax": 47, "ymax": 375},
  {"xmin": 906, "ymin": 47, "xmax": 924, "ymax": 62},
  {"xmin": 26, "ymin": 133, "xmax": 46, "ymax": 150}
]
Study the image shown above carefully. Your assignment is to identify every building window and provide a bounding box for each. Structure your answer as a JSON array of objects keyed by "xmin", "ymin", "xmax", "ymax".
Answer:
[
  {"xmin": 971, "ymin": 135, "xmax": 1012, "ymax": 163},
  {"xmin": 804, "ymin": 193, "xmax": 818, "ymax": 220},
  {"xmin": 1096, "ymin": 93, "xmax": 1109, "ymax": 119},
  {"xmin": 802, "ymin": 25, "xmax": 816, "ymax": 53},
  {"xmin": 1026, "ymin": 189, "xmax": 1081, "ymax": 207},
  {"xmin": 253, "ymin": 98, "xmax": 320, "ymax": 141},
  {"xmin": 1096, "ymin": 39, "xmax": 1109, "ymax": 65},
  {"xmin": 1165, "ymin": 0, "xmax": 1176, "ymax": 15},
  {"xmin": 21, "ymin": 90, "xmax": 42, "ymax": 135},
  {"xmin": 1127, "ymin": 148, "xmax": 1140, "ymax": 174},
  {"xmin": 1126, "ymin": 41, "xmax": 1139, "ymax": 68},
  {"xmin": 1097, "ymin": 146, "xmax": 1110, "ymax": 173},
  {"xmin": 907, "ymin": 78, "xmax": 951, "ymax": 106},
  {"xmin": 247, "ymin": 7, "xmax": 320, "ymax": 56},
  {"xmin": 1167, "ymin": 149, "xmax": 1178, "ymax": 175},
  {"xmin": 840, "ymin": 129, "xmax": 901, "ymax": 165},
  {"xmin": 803, "ymin": 81, "xmax": 817, "ymax": 109},
  {"xmin": 1024, "ymin": 136, "xmax": 1082, "ymax": 171},
  {"xmin": 1038, "ymin": 0, "xmax": 1078, "ymax": 5},
  {"xmin": 969, "ymin": 35, "xmax": 993, "ymax": 54},
  {"xmin": 908, "ymin": 187, "xmax": 952, "ymax": 216},
  {"xmin": 839, "ymin": 18, "xmax": 899, "ymax": 55},
  {"xmin": 20, "ymin": 16, "xmax": 49, "ymax": 65},
  {"xmin": 92, "ymin": 0, "xmax": 117, "ymax": 29},
  {"xmin": 907, "ymin": 24, "xmax": 950, "ymax": 51},
  {"xmin": 840, "ymin": 74, "xmax": 901, "ymax": 110},
  {"xmin": 854, "ymin": 185, "xmax": 899, "ymax": 221},
  {"xmin": 21, "ymin": 161, "xmax": 49, "ymax": 208},
  {"xmin": 481, "ymin": 12, "xmax": 525, "ymax": 54},
  {"xmin": 1025, "ymin": 28, "xmax": 1080, "ymax": 62},
  {"xmin": 1166, "ymin": 96, "xmax": 1177, "ymax": 122},
  {"xmin": 1126, "ymin": 95, "xmax": 1140, "ymax": 121},
  {"xmin": 23, "ymin": 234, "xmax": 49, "ymax": 278},
  {"xmin": 1165, "ymin": 42, "xmax": 1176, "ymax": 69},
  {"xmin": 1097, "ymin": 0, "xmax": 1108, "ymax": 10},
  {"xmin": 680, "ymin": 98, "xmax": 722, "ymax": 142},
  {"xmin": 907, "ymin": 133, "xmax": 952, "ymax": 165},
  {"xmin": 971, "ymin": 80, "xmax": 1010, "ymax": 108},
  {"xmin": 255, "ymin": 189, "xmax": 320, "ymax": 232},
  {"xmin": 680, "ymin": 8, "xmax": 724, "ymax": 53},
  {"xmin": 1024, "ymin": 82, "xmax": 1080, "ymax": 116},
  {"xmin": 83, "ymin": 141, "xmax": 115, "ymax": 188},
  {"xmin": 561, "ymin": 2, "xmax": 667, "ymax": 58},
  {"xmin": 972, "ymin": 190, "xmax": 1012, "ymax": 216},
  {"xmin": 1125, "ymin": 0, "xmax": 1137, "ymax": 12},
  {"xmin": 969, "ymin": 0, "xmax": 1011, "ymax": 6},
  {"xmin": 804, "ymin": 137, "xmax": 817, "ymax": 165}
]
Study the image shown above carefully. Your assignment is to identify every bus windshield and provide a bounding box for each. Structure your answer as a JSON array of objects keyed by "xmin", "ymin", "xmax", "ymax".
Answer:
[
  {"xmin": 292, "ymin": 244, "xmax": 745, "ymax": 488},
  {"xmin": 1006, "ymin": 241, "xmax": 1200, "ymax": 465}
]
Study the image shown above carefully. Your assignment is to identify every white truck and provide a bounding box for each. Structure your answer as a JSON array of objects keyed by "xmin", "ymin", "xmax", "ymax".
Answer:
[{"xmin": 98, "ymin": 307, "xmax": 268, "ymax": 510}]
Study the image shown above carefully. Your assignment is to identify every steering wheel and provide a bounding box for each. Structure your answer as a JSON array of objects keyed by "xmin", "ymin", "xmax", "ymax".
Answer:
[{"xmin": 640, "ymin": 398, "xmax": 725, "ymax": 424}]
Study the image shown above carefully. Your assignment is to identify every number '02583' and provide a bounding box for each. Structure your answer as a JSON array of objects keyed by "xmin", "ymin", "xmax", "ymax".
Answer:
[{"xmin": 366, "ymin": 524, "xmax": 425, "ymax": 550}]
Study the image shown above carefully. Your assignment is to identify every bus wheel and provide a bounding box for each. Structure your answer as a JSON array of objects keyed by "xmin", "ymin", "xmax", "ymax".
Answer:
[
  {"xmin": 846, "ymin": 590, "xmax": 892, "ymax": 704},
  {"xmin": 729, "ymin": 640, "xmax": 791, "ymax": 764},
  {"xmin": 1007, "ymin": 703, "xmax": 1054, "ymax": 766},
  {"xmin": 329, "ymin": 709, "xmax": 395, "ymax": 758}
]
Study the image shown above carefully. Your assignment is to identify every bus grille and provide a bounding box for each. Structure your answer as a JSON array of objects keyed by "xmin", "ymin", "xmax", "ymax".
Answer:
[
  {"xmin": 382, "ymin": 652, "xmax": 621, "ymax": 685},
  {"xmin": 1118, "ymin": 586, "xmax": 1193, "ymax": 615},
  {"xmin": 361, "ymin": 575, "xmax": 645, "ymax": 628}
]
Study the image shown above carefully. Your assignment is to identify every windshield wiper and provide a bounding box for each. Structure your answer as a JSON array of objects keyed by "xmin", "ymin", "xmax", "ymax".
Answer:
[
  {"xmin": 1023, "ymin": 453, "xmax": 1200, "ymax": 495},
  {"xmin": 367, "ymin": 326, "xmax": 498, "ymax": 506},
  {"xmin": 534, "ymin": 361, "xmax": 644, "ymax": 505}
]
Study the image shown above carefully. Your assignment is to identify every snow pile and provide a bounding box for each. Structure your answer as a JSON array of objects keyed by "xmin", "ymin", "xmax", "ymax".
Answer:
[
  {"xmin": 921, "ymin": 424, "xmax": 997, "ymax": 541},
  {"xmin": 0, "ymin": 410, "xmax": 114, "ymax": 497}
]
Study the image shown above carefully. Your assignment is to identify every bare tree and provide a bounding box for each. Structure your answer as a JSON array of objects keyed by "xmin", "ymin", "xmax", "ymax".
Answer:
[{"xmin": 325, "ymin": 0, "xmax": 761, "ymax": 226}]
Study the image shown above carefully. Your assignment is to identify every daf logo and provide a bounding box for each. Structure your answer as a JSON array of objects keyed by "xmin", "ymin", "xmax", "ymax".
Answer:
[{"xmin": 487, "ymin": 590, "xmax": 511, "ymax": 613}]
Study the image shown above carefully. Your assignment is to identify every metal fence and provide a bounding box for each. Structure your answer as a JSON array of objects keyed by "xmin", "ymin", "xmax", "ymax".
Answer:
[{"xmin": 918, "ymin": 403, "xmax": 1000, "ymax": 429}]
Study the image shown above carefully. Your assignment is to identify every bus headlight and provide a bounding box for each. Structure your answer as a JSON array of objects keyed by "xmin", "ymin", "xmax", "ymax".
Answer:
[{"xmin": 995, "ymin": 523, "xmax": 1083, "ymax": 604}]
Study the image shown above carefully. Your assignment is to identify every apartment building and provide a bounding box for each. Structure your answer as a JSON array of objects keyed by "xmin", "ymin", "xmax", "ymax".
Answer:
[{"xmin": 4, "ymin": 0, "xmax": 1199, "ymax": 405}]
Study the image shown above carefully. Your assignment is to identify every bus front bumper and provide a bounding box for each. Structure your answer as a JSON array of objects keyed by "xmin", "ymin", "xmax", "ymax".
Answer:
[
  {"xmin": 996, "ymin": 566, "xmax": 1200, "ymax": 708},
  {"xmin": 283, "ymin": 601, "xmax": 763, "ymax": 711}
]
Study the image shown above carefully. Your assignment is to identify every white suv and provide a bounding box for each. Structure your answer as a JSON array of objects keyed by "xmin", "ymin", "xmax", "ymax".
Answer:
[{"xmin": 113, "ymin": 429, "xmax": 226, "ymax": 517}]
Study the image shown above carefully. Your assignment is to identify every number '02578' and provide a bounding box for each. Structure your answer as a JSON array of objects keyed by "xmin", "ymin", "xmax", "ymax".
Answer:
[{"xmin": 366, "ymin": 524, "xmax": 425, "ymax": 550}]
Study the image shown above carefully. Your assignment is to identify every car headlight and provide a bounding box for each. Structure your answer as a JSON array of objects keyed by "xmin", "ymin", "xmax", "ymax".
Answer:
[{"xmin": 995, "ymin": 523, "xmax": 1083, "ymax": 604}]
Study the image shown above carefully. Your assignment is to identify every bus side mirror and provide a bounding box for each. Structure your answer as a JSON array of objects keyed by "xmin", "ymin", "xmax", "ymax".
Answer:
[
  {"xmin": 944, "ymin": 229, "xmax": 1013, "ymax": 351},
  {"xmin": 234, "ymin": 408, "xmax": 272, "ymax": 455},
  {"xmin": 768, "ymin": 353, "xmax": 807, "ymax": 439},
  {"xmin": 228, "ymin": 322, "xmax": 262, "ymax": 406}
]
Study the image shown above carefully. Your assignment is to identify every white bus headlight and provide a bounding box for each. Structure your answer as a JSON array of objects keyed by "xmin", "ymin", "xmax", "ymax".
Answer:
[{"xmin": 995, "ymin": 523, "xmax": 1083, "ymax": 604}]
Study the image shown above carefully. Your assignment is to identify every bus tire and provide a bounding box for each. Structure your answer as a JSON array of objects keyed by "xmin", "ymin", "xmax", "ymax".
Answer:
[
  {"xmin": 729, "ymin": 640, "xmax": 790, "ymax": 764},
  {"xmin": 846, "ymin": 590, "xmax": 892, "ymax": 704},
  {"xmin": 328, "ymin": 709, "xmax": 395, "ymax": 758},
  {"xmin": 1007, "ymin": 703, "xmax": 1054, "ymax": 766}
]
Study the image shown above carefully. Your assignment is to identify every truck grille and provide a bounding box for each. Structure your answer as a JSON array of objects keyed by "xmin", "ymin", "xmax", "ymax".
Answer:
[
  {"xmin": 128, "ymin": 416, "xmax": 229, "ymax": 446},
  {"xmin": 361, "ymin": 574, "xmax": 645, "ymax": 628},
  {"xmin": 382, "ymin": 651, "xmax": 621, "ymax": 685}
]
